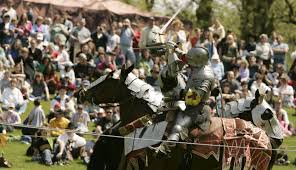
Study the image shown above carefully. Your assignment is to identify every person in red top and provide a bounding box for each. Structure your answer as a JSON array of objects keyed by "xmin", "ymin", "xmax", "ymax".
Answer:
[
  {"xmin": 190, "ymin": 28, "xmax": 201, "ymax": 48},
  {"xmin": 97, "ymin": 52, "xmax": 117, "ymax": 72}
]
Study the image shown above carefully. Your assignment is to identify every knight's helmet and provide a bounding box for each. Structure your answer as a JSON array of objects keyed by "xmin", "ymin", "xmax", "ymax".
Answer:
[{"xmin": 186, "ymin": 46, "xmax": 209, "ymax": 67}]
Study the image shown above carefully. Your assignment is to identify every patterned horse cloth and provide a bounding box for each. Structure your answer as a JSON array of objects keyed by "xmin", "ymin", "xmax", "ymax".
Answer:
[{"xmin": 187, "ymin": 118, "xmax": 272, "ymax": 170}]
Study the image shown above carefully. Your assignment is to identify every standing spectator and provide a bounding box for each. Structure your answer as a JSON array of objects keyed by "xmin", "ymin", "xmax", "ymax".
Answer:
[
  {"xmin": 221, "ymin": 34, "xmax": 239, "ymax": 72},
  {"xmin": 120, "ymin": 18, "xmax": 136, "ymax": 64},
  {"xmin": 3, "ymin": 0, "xmax": 17, "ymax": 21},
  {"xmin": 256, "ymin": 34, "xmax": 273, "ymax": 69},
  {"xmin": 167, "ymin": 20, "xmax": 187, "ymax": 52},
  {"xmin": 1, "ymin": 79, "xmax": 27, "ymax": 115},
  {"xmin": 272, "ymin": 35, "xmax": 289, "ymax": 67},
  {"xmin": 71, "ymin": 105, "xmax": 90, "ymax": 133},
  {"xmin": 209, "ymin": 19, "xmax": 225, "ymax": 42},
  {"xmin": 70, "ymin": 18, "xmax": 91, "ymax": 62},
  {"xmin": 210, "ymin": 53, "xmax": 224, "ymax": 81},
  {"xmin": 91, "ymin": 25, "xmax": 108, "ymax": 51},
  {"xmin": 139, "ymin": 17, "xmax": 162, "ymax": 48},
  {"xmin": 106, "ymin": 26, "xmax": 120, "ymax": 52},
  {"xmin": 61, "ymin": 12, "xmax": 73, "ymax": 32}
]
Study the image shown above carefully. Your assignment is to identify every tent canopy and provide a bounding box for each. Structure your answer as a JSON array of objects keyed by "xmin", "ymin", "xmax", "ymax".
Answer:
[{"xmin": 19, "ymin": 0, "xmax": 153, "ymax": 17}]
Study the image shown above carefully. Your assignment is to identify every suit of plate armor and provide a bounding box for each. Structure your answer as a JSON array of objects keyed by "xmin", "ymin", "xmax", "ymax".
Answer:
[{"xmin": 156, "ymin": 42, "xmax": 215, "ymax": 154}]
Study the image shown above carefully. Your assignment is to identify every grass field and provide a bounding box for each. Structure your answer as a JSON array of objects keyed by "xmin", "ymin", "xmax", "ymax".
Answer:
[{"xmin": 1, "ymin": 101, "xmax": 295, "ymax": 170}]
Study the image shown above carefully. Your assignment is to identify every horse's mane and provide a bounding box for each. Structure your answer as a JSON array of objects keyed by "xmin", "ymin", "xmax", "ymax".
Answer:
[{"xmin": 124, "ymin": 72, "xmax": 164, "ymax": 113}]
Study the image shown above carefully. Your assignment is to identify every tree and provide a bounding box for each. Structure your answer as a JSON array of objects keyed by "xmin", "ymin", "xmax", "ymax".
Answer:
[
  {"xmin": 239, "ymin": 0, "xmax": 275, "ymax": 39},
  {"xmin": 194, "ymin": 0, "xmax": 214, "ymax": 28}
]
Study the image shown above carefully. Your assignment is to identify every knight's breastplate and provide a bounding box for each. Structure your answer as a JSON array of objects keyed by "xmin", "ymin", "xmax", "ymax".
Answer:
[
  {"xmin": 185, "ymin": 66, "xmax": 215, "ymax": 102},
  {"xmin": 251, "ymin": 100, "xmax": 284, "ymax": 139}
]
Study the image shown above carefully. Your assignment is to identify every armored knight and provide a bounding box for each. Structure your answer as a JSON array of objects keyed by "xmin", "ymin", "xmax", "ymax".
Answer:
[{"xmin": 156, "ymin": 42, "xmax": 215, "ymax": 155}]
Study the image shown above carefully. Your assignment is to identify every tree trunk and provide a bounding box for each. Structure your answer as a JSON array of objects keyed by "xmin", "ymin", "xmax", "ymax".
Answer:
[
  {"xmin": 195, "ymin": 0, "xmax": 214, "ymax": 29},
  {"xmin": 240, "ymin": 0, "xmax": 275, "ymax": 39}
]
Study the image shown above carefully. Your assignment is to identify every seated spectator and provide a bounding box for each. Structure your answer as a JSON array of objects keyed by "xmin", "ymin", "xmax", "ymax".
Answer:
[
  {"xmin": 53, "ymin": 123, "xmax": 86, "ymax": 165},
  {"xmin": 29, "ymin": 129, "xmax": 53, "ymax": 166},
  {"xmin": 1, "ymin": 78, "xmax": 27, "ymax": 115},
  {"xmin": 0, "ymin": 104, "xmax": 21, "ymax": 132},
  {"xmin": 275, "ymin": 73, "xmax": 295, "ymax": 107},
  {"xmin": 60, "ymin": 64, "xmax": 75, "ymax": 84},
  {"xmin": 251, "ymin": 74, "xmax": 271, "ymax": 96},
  {"xmin": 138, "ymin": 49, "xmax": 154, "ymax": 76},
  {"xmin": 59, "ymin": 76, "xmax": 76, "ymax": 96},
  {"xmin": 97, "ymin": 52, "xmax": 116, "ymax": 72},
  {"xmin": 210, "ymin": 53, "xmax": 224, "ymax": 81},
  {"xmin": 54, "ymin": 43, "xmax": 72, "ymax": 70},
  {"xmin": 221, "ymin": 71, "xmax": 240, "ymax": 93},
  {"xmin": 7, "ymin": 39, "xmax": 22, "ymax": 64},
  {"xmin": 73, "ymin": 53, "xmax": 94, "ymax": 81},
  {"xmin": 95, "ymin": 106, "xmax": 119, "ymax": 131},
  {"xmin": 267, "ymin": 64, "xmax": 285, "ymax": 87},
  {"xmin": 113, "ymin": 46, "xmax": 125, "ymax": 68},
  {"xmin": 275, "ymin": 99, "xmax": 293, "ymax": 137},
  {"xmin": 238, "ymin": 81, "xmax": 252, "ymax": 98},
  {"xmin": 239, "ymin": 59, "xmax": 249, "ymax": 82},
  {"xmin": 43, "ymin": 62, "xmax": 59, "ymax": 94},
  {"xmin": 29, "ymin": 73, "xmax": 50, "ymax": 101},
  {"xmin": 27, "ymin": 99, "xmax": 46, "ymax": 128},
  {"xmin": 71, "ymin": 104, "xmax": 90, "ymax": 133},
  {"xmin": 0, "ymin": 71, "xmax": 11, "ymax": 92},
  {"xmin": 247, "ymin": 52, "xmax": 259, "ymax": 79},
  {"xmin": 221, "ymin": 82, "xmax": 238, "ymax": 103},
  {"xmin": 145, "ymin": 64, "xmax": 160, "ymax": 87},
  {"xmin": 29, "ymin": 38, "xmax": 43, "ymax": 64},
  {"xmin": 288, "ymin": 59, "xmax": 296, "ymax": 90},
  {"xmin": 48, "ymin": 109, "xmax": 70, "ymax": 137},
  {"xmin": 50, "ymin": 86, "xmax": 70, "ymax": 111}
]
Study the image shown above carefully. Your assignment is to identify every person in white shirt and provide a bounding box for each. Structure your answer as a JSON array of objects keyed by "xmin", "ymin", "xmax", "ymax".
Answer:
[
  {"xmin": 139, "ymin": 17, "xmax": 163, "ymax": 48},
  {"xmin": 3, "ymin": 0, "xmax": 17, "ymax": 21},
  {"xmin": 209, "ymin": 19, "xmax": 225, "ymax": 42},
  {"xmin": 71, "ymin": 105, "xmax": 90, "ymax": 133},
  {"xmin": 1, "ymin": 79, "xmax": 27, "ymax": 115},
  {"xmin": 55, "ymin": 123, "xmax": 86, "ymax": 162},
  {"xmin": 55, "ymin": 43, "xmax": 72, "ymax": 70},
  {"xmin": 250, "ymin": 74, "xmax": 271, "ymax": 96},
  {"xmin": 256, "ymin": 34, "xmax": 273, "ymax": 68},
  {"xmin": 60, "ymin": 64, "xmax": 75, "ymax": 84},
  {"xmin": 275, "ymin": 74, "xmax": 295, "ymax": 107},
  {"xmin": 0, "ymin": 104, "xmax": 21, "ymax": 132}
]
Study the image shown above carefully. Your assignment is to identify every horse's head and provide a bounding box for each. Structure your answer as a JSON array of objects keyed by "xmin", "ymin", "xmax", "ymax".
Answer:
[
  {"xmin": 250, "ymin": 89, "xmax": 274, "ymax": 120},
  {"xmin": 74, "ymin": 65, "xmax": 135, "ymax": 105}
]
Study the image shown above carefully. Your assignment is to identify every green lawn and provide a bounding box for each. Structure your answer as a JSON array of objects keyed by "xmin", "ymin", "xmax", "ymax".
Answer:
[{"xmin": 1, "ymin": 101, "xmax": 295, "ymax": 169}]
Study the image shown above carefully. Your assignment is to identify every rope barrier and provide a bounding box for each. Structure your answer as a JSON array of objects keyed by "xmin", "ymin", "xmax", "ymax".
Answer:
[{"xmin": 1, "ymin": 122, "xmax": 296, "ymax": 152}]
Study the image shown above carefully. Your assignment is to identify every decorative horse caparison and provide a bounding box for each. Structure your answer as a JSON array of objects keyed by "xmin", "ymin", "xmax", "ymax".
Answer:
[{"xmin": 74, "ymin": 65, "xmax": 273, "ymax": 170}]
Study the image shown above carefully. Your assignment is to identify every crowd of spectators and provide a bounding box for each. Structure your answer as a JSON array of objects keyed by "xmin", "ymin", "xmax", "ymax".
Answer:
[{"xmin": 0, "ymin": 0, "xmax": 295, "ymax": 167}]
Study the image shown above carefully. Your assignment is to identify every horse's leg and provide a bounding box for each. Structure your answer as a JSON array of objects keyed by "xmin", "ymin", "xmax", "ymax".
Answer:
[
  {"xmin": 268, "ymin": 138, "xmax": 283, "ymax": 170},
  {"xmin": 87, "ymin": 137, "xmax": 107, "ymax": 170}
]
